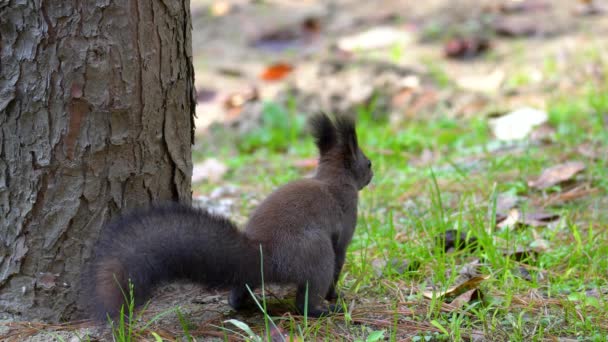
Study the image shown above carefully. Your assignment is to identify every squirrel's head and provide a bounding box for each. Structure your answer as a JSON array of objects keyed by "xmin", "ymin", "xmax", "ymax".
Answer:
[{"xmin": 310, "ymin": 113, "xmax": 373, "ymax": 190}]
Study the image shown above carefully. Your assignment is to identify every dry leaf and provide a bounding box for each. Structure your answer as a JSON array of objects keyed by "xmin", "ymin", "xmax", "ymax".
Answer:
[
  {"xmin": 423, "ymin": 275, "xmax": 490, "ymax": 300},
  {"xmin": 456, "ymin": 69, "xmax": 504, "ymax": 93},
  {"xmin": 529, "ymin": 123, "xmax": 555, "ymax": 143},
  {"xmin": 544, "ymin": 184, "xmax": 598, "ymax": 205},
  {"xmin": 497, "ymin": 208, "xmax": 559, "ymax": 229},
  {"xmin": 196, "ymin": 87, "xmax": 217, "ymax": 103},
  {"xmin": 223, "ymin": 87, "xmax": 259, "ymax": 119},
  {"xmin": 495, "ymin": 192, "xmax": 520, "ymax": 214},
  {"xmin": 528, "ymin": 161, "xmax": 585, "ymax": 190},
  {"xmin": 577, "ymin": 143, "xmax": 605, "ymax": 160},
  {"xmin": 449, "ymin": 288, "xmax": 482, "ymax": 309},
  {"xmin": 489, "ymin": 107, "xmax": 547, "ymax": 141},
  {"xmin": 494, "ymin": 17, "xmax": 539, "ymax": 37},
  {"xmin": 499, "ymin": 0, "xmax": 551, "ymax": 13},
  {"xmin": 251, "ymin": 17, "xmax": 321, "ymax": 53},
  {"xmin": 574, "ymin": 1, "xmax": 606, "ymax": 15},
  {"xmin": 515, "ymin": 266, "xmax": 533, "ymax": 281},
  {"xmin": 259, "ymin": 63, "xmax": 294, "ymax": 82},
  {"xmin": 444, "ymin": 37, "xmax": 491, "ymax": 59},
  {"xmin": 337, "ymin": 27, "xmax": 413, "ymax": 52}
]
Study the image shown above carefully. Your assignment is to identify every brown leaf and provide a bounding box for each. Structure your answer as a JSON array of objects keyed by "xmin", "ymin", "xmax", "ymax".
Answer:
[
  {"xmin": 544, "ymin": 184, "xmax": 598, "ymax": 206},
  {"xmin": 515, "ymin": 266, "xmax": 533, "ymax": 281},
  {"xmin": 444, "ymin": 37, "xmax": 491, "ymax": 59},
  {"xmin": 449, "ymin": 288, "xmax": 482, "ymax": 309},
  {"xmin": 196, "ymin": 87, "xmax": 217, "ymax": 103},
  {"xmin": 337, "ymin": 27, "xmax": 413, "ymax": 52},
  {"xmin": 494, "ymin": 17, "xmax": 539, "ymax": 37},
  {"xmin": 497, "ymin": 208, "xmax": 559, "ymax": 229},
  {"xmin": 251, "ymin": 17, "xmax": 321, "ymax": 53},
  {"xmin": 259, "ymin": 63, "xmax": 294, "ymax": 82},
  {"xmin": 422, "ymin": 275, "xmax": 490, "ymax": 300},
  {"xmin": 529, "ymin": 123, "xmax": 555, "ymax": 143},
  {"xmin": 223, "ymin": 87, "xmax": 259, "ymax": 119},
  {"xmin": 495, "ymin": 192, "xmax": 520, "ymax": 214},
  {"xmin": 528, "ymin": 161, "xmax": 585, "ymax": 190},
  {"xmin": 577, "ymin": 143, "xmax": 605, "ymax": 160},
  {"xmin": 499, "ymin": 0, "xmax": 551, "ymax": 14}
]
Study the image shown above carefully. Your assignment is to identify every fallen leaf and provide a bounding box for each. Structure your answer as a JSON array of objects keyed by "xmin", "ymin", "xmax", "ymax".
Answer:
[
  {"xmin": 337, "ymin": 27, "xmax": 413, "ymax": 52},
  {"xmin": 457, "ymin": 259, "xmax": 482, "ymax": 280},
  {"xmin": 528, "ymin": 161, "xmax": 585, "ymax": 190},
  {"xmin": 449, "ymin": 288, "xmax": 482, "ymax": 309},
  {"xmin": 192, "ymin": 158, "xmax": 228, "ymax": 183},
  {"xmin": 391, "ymin": 87, "xmax": 415, "ymax": 108},
  {"xmin": 423, "ymin": 275, "xmax": 490, "ymax": 300},
  {"xmin": 576, "ymin": 143, "xmax": 605, "ymax": 160},
  {"xmin": 529, "ymin": 238, "xmax": 550, "ymax": 252},
  {"xmin": 489, "ymin": 107, "xmax": 548, "ymax": 141},
  {"xmin": 515, "ymin": 266, "xmax": 533, "ymax": 281},
  {"xmin": 251, "ymin": 17, "xmax": 321, "ymax": 53},
  {"xmin": 456, "ymin": 69, "xmax": 505, "ymax": 93},
  {"xmin": 544, "ymin": 184, "xmax": 598, "ymax": 206},
  {"xmin": 223, "ymin": 87, "xmax": 259, "ymax": 119},
  {"xmin": 497, "ymin": 208, "xmax": 559, "ymax": 229},
  {"xmin": 494, "ymin": 17, "xmax": 539, "ymax": 37},
  {"xmin": 259, "ymin": 63, "xmax": 294, "ymax": 82},
  {"xmin": 495, "ymin": 192, "xmax": 520, "ymax": 214},
  {"xmin": 574, "ymin": 1, "xmax": 606, "ymax": 15},
  {"xmin": 499, "ymin": 0, "xmax": 551, "ymax": 14},
  {"xmin": 406, "ymin": 89, "xmax": 439, "ymax": 117},
  {"xmin": 196, "ymin": 87, "xmax": 217, "ymax": 103},
  {"xmin": 444, "ymin": 37, "xmax": 491, "ymax": 59},
  {"xmin": 529, "ymin": 123, "xmax": 555, "ymax": 143}
]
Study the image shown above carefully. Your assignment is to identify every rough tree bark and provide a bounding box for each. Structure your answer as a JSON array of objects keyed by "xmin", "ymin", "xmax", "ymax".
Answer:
[{"xmin": 0, "ymin": 0, "xmax": 195, "ymax": 321}]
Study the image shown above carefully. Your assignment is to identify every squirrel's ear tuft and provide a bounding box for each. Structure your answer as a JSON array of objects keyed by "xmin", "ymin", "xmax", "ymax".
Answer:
[
  {"xmin": 334, "ymin": 115, "xmax": 358, "ymax": 159},
  {"xmin": 309, "ymin": 113, "xmax": 337, "ymax": 155}
]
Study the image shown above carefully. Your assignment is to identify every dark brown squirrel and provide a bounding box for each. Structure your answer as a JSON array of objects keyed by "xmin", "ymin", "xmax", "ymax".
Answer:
[{"xmin": 83, "ymin": 113, "xmax": 373, "ymax": 320}]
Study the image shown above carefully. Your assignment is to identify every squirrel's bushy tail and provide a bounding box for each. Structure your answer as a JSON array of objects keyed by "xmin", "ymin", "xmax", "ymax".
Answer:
[{"xmin": 83, "ymin": 204, "xmax": 262, "ymax": 320}]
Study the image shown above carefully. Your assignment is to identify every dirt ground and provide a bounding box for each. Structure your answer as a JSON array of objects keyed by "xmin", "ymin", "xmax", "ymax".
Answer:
[{"xmin": 3, "ymin": 0, "xmax": 607, "ymax": 340}]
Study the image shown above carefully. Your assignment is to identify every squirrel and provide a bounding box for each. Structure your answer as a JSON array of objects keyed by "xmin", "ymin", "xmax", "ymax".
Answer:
[{"xmin": 83, "ymin": 113, "xmax": 373, "ymax": 320}]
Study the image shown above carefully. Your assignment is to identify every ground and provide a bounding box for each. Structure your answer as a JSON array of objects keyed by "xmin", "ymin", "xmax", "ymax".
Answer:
[{"xmin": 3, "ymin": 0, "xmax": 607, "ymax": 341}]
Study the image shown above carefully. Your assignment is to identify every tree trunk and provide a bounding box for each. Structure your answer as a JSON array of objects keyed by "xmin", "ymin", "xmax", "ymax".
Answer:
[{"xmin": 0, "ymin": 0, "xmax": 195, "ymax": 321}]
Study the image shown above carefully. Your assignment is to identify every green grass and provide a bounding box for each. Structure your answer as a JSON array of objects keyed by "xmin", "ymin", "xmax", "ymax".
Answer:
[{"xmin": 186, "ymin": 66, "xmax": 608, "ymax": 340}]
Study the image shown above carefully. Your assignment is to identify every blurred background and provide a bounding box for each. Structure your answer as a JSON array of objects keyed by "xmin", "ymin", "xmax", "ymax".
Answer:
[{"xmin": 189, "ymin": 0, "xmax": 607, "ymax": 211}]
